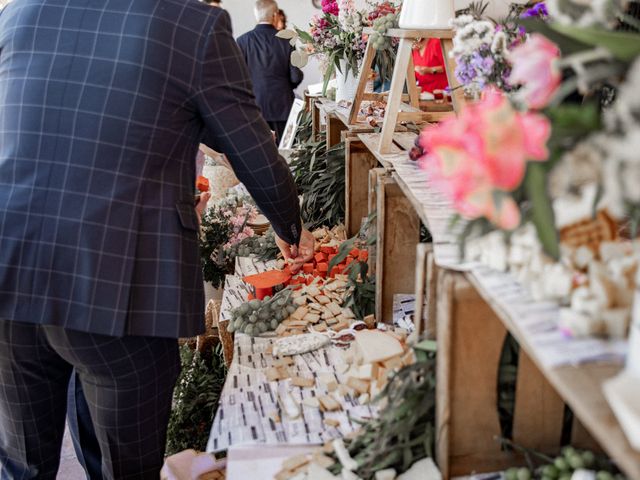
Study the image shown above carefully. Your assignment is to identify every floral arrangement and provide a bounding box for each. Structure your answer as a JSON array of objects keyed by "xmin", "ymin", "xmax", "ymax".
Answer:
[
  {"xmin": 450, "ymin": 4, "xmax": 530, "ymax": 97},
  {"xmin": 418, "ymin": 87, "xmax": 551, "ymax": 231},
  {"xmin": 418, "ymin": 0, "xmax": 640, "ymax": 260},
  {"xmin": 199, "ymin": 195, "xmax": 258, "ymax": 289},
  {"xmin": 279, "ymin": 0, "xmax": 366, "ymax": 88},
  {"xmin": 279, "ymin": 1, "xmax": 399, "ymax": 92}
]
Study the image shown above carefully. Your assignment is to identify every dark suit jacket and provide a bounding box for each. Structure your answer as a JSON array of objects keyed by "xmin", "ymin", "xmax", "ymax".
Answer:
[
  {"xmin": 237, "ymin": 24, "xmax": 303, "ymax": 122},
  {"xmin": 0, "ymin": 0, "xmax": 301, "ymax": 338}
]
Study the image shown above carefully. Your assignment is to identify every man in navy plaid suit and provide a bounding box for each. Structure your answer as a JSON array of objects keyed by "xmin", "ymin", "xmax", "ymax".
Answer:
[{"xmin": 0, "ymin": 0, "xmax": 314, "ymax": 478}]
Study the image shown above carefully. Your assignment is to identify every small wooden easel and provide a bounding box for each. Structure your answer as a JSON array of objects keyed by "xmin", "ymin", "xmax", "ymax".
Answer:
[{"xmin": 347, "ymin": 28, "xmax": 465, "ymax": 154}]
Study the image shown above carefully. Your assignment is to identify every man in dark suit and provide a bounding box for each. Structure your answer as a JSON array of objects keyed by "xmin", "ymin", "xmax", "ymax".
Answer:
[
  {"xmin": 237, "ymin": 0, "xmax": 303, "ymax": 144},
  {"xmin": 0, "ymin": 0, "xmax": 313, "ymax": 478}
]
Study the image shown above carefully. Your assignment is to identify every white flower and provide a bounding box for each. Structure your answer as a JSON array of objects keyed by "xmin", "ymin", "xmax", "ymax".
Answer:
[
  {"xmin": 491, "ymin": 31, "xmax": 507, "ymax": 54},
  {"xmin": 547, "ymin": 0, "xmax": 623, "ymax": 27}
]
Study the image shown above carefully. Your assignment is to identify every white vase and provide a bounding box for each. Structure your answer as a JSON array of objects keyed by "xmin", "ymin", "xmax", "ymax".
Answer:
[
  {"xmin": 335, "ymin": 60, "xmax": 359, "ymax": 103},
  {"xmin": 399, "ymin": 0, "xmax": 455, "ymax": 29}
]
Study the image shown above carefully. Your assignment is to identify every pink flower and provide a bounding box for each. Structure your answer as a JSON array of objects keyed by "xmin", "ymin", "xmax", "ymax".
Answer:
[
  {"xmin": 418, "ymin": 88, "xmax": 551, "ymax": 230},
  {"xmin": 321, "ymin": 0, "xmax": 339, "ymax": 16},
  {"xmin": 508, "ymin": 34, "xmax": 561, "ymax": 110}
]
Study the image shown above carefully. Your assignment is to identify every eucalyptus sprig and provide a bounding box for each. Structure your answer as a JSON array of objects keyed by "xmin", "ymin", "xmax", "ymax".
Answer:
[{"xmin": 328, "ymin": 354, "xmax": 437, "ymax": 479}]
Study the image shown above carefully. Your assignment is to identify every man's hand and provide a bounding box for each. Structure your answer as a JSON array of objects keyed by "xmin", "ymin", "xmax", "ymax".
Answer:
[
  {"xmin": 195, "ymin": 192, "xmax": 212, "ymax": 223},
  {"xmin": 275, "ymin": 228, "xmax": 315, "ymax": 274}
]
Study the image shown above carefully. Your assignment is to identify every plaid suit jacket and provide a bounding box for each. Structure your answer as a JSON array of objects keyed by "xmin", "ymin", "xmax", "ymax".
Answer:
[{"xmin": 0, "ymin": 0, "xmax": 302, "ymax": 338}]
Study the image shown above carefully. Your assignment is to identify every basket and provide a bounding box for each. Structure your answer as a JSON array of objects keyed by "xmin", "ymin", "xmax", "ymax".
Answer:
[{"xmin": 559, "ymin": 209, "xmax": 619, "ymax": 254}]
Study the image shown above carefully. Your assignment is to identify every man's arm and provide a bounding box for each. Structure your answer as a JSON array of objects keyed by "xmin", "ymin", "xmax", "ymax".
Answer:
[
  {"xmin": 194, "ymin": 11, "xmax": 301, "ymax": 246},
  {"xmin": 289, "ymin": 46, "xmax": 304, "ymax": 88}
]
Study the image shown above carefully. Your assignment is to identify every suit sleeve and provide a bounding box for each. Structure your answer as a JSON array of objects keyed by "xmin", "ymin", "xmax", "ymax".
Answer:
[
  {"xmin": 289, "ymin": 46, "xmax": 304, "ymax": 88},
  {"xmin": 194, "ymin": 11, "xmax": 302, "ymax": 245}
]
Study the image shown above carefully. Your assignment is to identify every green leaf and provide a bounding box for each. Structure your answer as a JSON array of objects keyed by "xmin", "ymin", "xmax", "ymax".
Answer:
[
  {"xmin": 297, "ymin": 29, "xmax": 313, "ymax": 44},
  {"xmin": 550, "ymin": 24, "xmax": 640, "ymax": 62},
  {"xmin": 413, "ymin": 339, "xmax": 437, "ymax": 353},
  {"xmin": 525, "ymin": 163, "xmax": 560, "ymax": 260},
  {"xmin": 519, "ymin": 19, "xmax": 591, "ymax": 56}
]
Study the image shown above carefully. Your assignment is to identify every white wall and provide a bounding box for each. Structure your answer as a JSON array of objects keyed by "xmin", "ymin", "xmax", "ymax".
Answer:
[{"xmin": 222, "ymin": 0, "xmax": 520, "ymax": 96}]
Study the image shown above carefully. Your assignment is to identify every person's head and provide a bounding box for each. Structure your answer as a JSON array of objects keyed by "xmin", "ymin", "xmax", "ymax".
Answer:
[
  {"xmin": 275, "ymin": 9, "xmax": 287, "ymax": 30},
  {"xmin": 254, "ymin": 0, "xmax": 279, "ymax": 26}
]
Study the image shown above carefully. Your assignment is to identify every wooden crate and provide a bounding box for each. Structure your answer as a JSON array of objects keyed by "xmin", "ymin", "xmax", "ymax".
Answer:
[
  {"xmin": 375, "ymin": 173, "xmax": 421, "ymax": 323},
  {"xmin": 345, "ymin": 138, "xmax": 379, "ymax": 237},
  {"xmin": 434, "ymin": 270, "xmax": 624, "ymax": 479}
]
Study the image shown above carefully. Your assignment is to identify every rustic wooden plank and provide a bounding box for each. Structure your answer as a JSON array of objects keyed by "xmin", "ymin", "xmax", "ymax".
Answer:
[
  {"xmin": 391, "ymin": 171, "xmax": 430, "ymax": 227},
  {"xmin": 348, "ymin": 38, "xmax": 377, "ymax": 124},
  {"xmin": 436, "ymin": 271, "xmax": 516, "ymax": 479},
  {"xmin": 572, "ymin": 417, "xmax": 604, "ymax": 453},
  {"xmin": 513, "ymin": 350, "xmax": 565, "ymax": 453},
  {"xmin": 440, "ymin": 38, "xmax": 465, "ymax": 113},
  {"xmin": 358, "ymin": 133, "xmax": 403, "ymax": 168},
  {"xmin": 386, "ymin": 28, "xmax": 454, "ymax": 39},
  {"xmin": 425, "ymin": 248, "xmax": 438, "ymax": 339},
  {"xmin": 413, "ymin": 243, "xmax": 431, "ymax": 337},
  {"xmin": 467, "ymin": 274, "xmax": 640, "ymax": 480},
  {"xmin": 345, "ymin": 138, "xmax": 378, "ymax": 237},
  {"xmin": 392, "ymin": 131, "xmax": 418, "ymax": 152},
  {"xmin": 398, "ymin": 110, "xmax": 453, "ymax": 123},
  {"xmin": 378, "ymin": 38, "xmax": 413, "ymax": 154},
  {"xmin": 407, "ymin": 55, "xmax": 420, "ymax": 109},
  {"xmin": 312, "ymin": 98, "xmax": 322, "ymax": 141},
  {"xmin": 368, "ymin": 168, "xmax": 386, "ymax": 276},
  {"xmin": 326, "ymin": 113, "xmax": 344, "ymax": 149},
  {"xmin": 375, "ymin": 175, "xmax": 420, "ymax": 323}
]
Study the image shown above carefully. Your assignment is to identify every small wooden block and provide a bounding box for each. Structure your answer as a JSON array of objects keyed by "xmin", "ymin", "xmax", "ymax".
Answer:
[
  {"xmin": 288, "ymin": 320, "xmax": 309, "ymax": 328},
  {"xmin": 291, "ymin": 376, "xmax": 315, "ymax": 388},
  {"xmin": 275, "ymin": 323, "xmax": 287, "ymax": 335},
  {"xmin": 277, "ymin": 367, "xmax": 291, "ymax": 379},
  {"xmin": 283, "ymin": 454, "xmax": 310, "ymax": 471},
  {"xmin": 327, "ymin": 303, "xmax": 343, "ymax": 316},
  {"xmin": 324, "ymin": 418, "xmax": 340, "ymax": 428},
  {"xmin": 302, "ymin": 396, "xmax": 321, "ymax": 408},
  {"xmin": 267, "ymin": 367, "xmax": 281, "ymax": 382},
  {"xmin": 325, "ymin": 317, "xmax": 339, "ymax": 326},
  {"xmin": 317, "ymin": 296, "xmax": 331, "ymax": 305},
  {"xmin": 292, "ymin": 307, "xmax": 308, "ymax": 320},
  {"xmin": 314, "ymin": 323, "xmax": 328, "ymax": 332},
  {"xmin": 347, "ymin": 376, "xmax": 371, "ymax": 395},
  {"xmin": 334, "ymin": 321, "xmax": 350, "ymax": 332},
  {"xmin": 318, "ymin": 395, "xmax": 342, "ymax": 412},
  {"xmin": 303, "ymin": 313, "xmax": 320, "ymax": 323},
  {"xmin": 363, "ymin": 314, "xmax": 376, "ymax": 329},
  {"xmin": 312, "ymin": 453, "xmax": 335, "ymax": 469},
  {"xmin": 381, "ymin": 355, "xmax": 403, "ymax": 371}
]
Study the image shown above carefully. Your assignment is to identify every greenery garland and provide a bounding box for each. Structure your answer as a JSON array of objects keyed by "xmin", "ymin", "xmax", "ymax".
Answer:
[
  {"xmin": 166, "ymin": 344, "xmax": 227, "ymax": 455},
  {"xmin": 291, "ymin": 139, "xmax": 346, "ymax": 230}
]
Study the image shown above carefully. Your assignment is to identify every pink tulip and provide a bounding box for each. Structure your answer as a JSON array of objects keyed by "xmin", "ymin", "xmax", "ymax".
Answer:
[
  {"xmin": 418, "ymin": 88, "xmax": 551, "ymax": 230},
  {"xmin": 508, "ymin": 34, "xmax": 561, "ymax": 110}
]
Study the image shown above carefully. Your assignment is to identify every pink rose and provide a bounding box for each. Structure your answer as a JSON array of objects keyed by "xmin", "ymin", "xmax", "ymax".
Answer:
[
  {"xmin": 418, "ymin": 88, "xmax": 551, "ymax": 230},
  {"xmin": 508, "ymin": 34, "xmax": 561, "ymax": 110}
]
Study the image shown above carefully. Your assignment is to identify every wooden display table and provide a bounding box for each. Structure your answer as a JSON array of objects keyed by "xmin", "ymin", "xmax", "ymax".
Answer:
[{"xmin": 344, "ymin": 128, "xmax": 640, "ymax": 478}]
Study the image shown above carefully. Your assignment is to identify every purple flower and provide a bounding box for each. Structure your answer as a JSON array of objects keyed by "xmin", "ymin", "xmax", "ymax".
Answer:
[{"xmin": 521, "ymin": 2, "xmax": 548, "ymax": 19}]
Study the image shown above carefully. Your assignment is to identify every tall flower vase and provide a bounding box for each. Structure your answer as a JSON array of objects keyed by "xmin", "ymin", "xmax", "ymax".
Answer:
[
  {"xmin": 335, "ymin": 60, "xmax": 359, "ymax": 103},
  {"xmin": 399, "ymin": 0, "xmax": 454, "ymax": 29}
]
